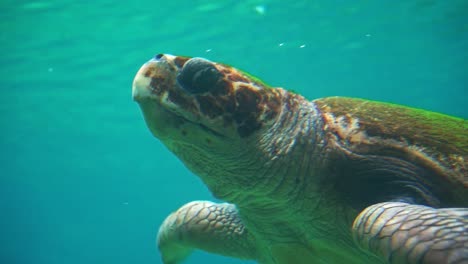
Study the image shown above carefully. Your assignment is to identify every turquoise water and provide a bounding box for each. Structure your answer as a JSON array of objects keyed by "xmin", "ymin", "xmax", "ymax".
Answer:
[{"xmin": 1, "ymin": 1, "xmax": 467, "ymax": 263}]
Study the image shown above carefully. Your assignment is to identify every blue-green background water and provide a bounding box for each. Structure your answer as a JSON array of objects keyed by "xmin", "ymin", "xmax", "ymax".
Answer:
[{"xmin": 1, "ymin": 1, "xmax": 467, "ymax": 263}]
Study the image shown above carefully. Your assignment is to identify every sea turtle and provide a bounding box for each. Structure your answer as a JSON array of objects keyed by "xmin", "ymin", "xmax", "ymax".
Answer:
[{"xmin": 132, "ymin": 54, "xmax": 467, "ymax": 264}]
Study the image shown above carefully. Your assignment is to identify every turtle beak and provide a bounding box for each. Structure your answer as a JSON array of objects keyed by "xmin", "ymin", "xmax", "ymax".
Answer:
[{"xmin": 132, "ymin": 60, "xmax": 155, "ymax": 102}]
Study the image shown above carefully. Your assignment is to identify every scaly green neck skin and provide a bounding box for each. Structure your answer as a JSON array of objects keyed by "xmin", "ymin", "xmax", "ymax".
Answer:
[
  {"xmin": 186, "ymin": 90, "xmax": 377, "ymax": 263},
  {"xmin": 192, "ymin": 90, "xmax": 324, "ymax": 205}
]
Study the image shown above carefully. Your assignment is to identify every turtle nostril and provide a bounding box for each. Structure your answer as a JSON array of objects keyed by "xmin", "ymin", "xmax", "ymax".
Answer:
[{"xmin": 154, "ymin": 54, "xmax": 164, "ymax": 60}]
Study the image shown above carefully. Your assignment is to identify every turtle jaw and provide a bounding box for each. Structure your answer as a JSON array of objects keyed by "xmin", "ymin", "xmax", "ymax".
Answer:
[
  {"xmin": 131, "ymin": 60, "xmax": 152, "ymax": 102},
  {"xmin": 132, "ymin": 57, "xmax": 177, "ymax": 140},
  {"xmin": 132, "ymin": 55, "xmax": 178, "ymax": 103}
]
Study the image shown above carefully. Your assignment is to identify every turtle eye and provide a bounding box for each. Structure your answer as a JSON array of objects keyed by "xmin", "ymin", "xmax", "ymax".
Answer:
[{"xmin": 176, "ymin": 58, "xmax": 222, "ymax": 94}]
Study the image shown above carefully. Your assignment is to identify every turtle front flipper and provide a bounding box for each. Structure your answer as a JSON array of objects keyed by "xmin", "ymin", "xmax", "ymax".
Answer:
[
  {"xmin": 157, "ymin": 201, "xmax": 258, "ymax": 264},
  {"xmin": 352, "ymin": 202, "xmax": 468, "ymax": 264}
]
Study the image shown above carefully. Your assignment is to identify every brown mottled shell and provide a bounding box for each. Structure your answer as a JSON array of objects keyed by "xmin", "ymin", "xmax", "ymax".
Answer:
[{"xmin": 314, "ymin": 97, "xmax": 467, "ymax": 201}]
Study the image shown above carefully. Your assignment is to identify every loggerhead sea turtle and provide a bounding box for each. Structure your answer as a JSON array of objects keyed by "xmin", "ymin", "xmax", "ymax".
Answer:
[{"xmin": 132, "ymin": 54, "xmax": 467, "ymax": 264}]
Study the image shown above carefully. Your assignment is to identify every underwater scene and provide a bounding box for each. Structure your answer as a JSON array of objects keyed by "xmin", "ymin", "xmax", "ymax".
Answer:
[{"xmin": 2, "ymin": 0, "xmax": 467, "ymax": 263}]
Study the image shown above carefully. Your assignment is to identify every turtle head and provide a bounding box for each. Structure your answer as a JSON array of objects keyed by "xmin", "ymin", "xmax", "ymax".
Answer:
[
  {"xmin": 133, "ymin": 54, "xmax": 283, "ymax": 139},
  {"xmin": 132, "ymin": 54, "xmax": 286, "ymax": 197}
]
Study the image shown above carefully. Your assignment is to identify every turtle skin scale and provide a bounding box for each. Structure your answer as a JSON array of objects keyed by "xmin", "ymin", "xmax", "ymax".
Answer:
[{"xmin": 132, "ymin": 54, "xmax": 467, "ymax": 264}]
